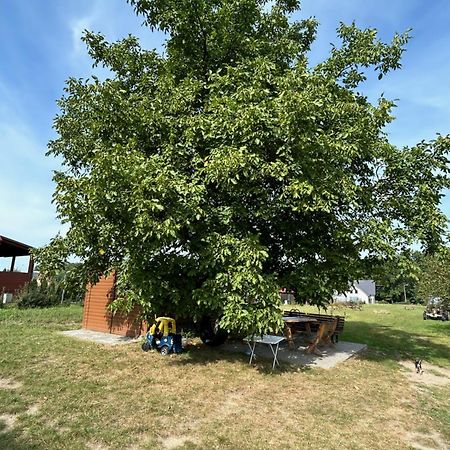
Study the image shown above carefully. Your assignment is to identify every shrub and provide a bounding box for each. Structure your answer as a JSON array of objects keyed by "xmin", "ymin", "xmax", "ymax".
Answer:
[{"xmin": 16, "ymin": 279, "xmax": 60, "ymax": 308}]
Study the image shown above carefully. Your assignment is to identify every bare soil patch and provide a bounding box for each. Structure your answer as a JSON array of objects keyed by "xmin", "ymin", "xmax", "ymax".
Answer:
[
  {"xmin": 0, "ymin": 377, "xmax": 22, "ymax": 390},
  {"xmin": 399, "ymin": 361, "xmax": 450, "ymax": 387},
  {"xmin": 26, "ymin": 403, "xmax": 41, "ymax": 416},
  {"xmin": 373, "ymin": 309, "xmax": 391, "ymax": 315},
  {"xmin": 405, "ymin": 431, "xmax": 449, "ymax": 450},
  {"xmin": 0, "ymin": 414, "xmax": 17, "ymax": 433},
  {"xmin": 86, "ymin": 441, "xmax": 110, "ymax": 450},
  {"xmin": 159, "ymin": 435, "xmax": 199, "ymax": 449}
]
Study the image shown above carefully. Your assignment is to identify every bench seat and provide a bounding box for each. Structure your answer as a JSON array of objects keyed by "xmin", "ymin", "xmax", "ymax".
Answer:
[{"xmin": 283, "ymin": 309, "xmax": 345, "ymax": 343}]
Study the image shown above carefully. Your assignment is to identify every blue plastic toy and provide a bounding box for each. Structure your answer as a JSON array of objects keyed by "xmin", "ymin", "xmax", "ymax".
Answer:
[{"xmin": 141, "ymin": 317, "xmax": 183, "ymax": 355}]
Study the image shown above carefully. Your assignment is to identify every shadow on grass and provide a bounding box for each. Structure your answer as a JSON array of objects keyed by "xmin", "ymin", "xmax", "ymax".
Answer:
[
  {"xmin": 343, "ymin": 320, "xmax": 450, "ymax": 364},
  {"xmin": 166, "ymin": 318, "xmax": 449, "ymax": 372},
  {"xmin": 0, "ymin": 421, "xmax": 43, "ymax": 450},
  {"xmin": 167, "ymin": 342, "xmax": 313, "ymax": 375}
]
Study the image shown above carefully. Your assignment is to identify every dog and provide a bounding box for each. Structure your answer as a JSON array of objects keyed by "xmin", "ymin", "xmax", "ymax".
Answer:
[{"xmin": 414, "ymin": 359, "xmax": 423, "ymax": 374}]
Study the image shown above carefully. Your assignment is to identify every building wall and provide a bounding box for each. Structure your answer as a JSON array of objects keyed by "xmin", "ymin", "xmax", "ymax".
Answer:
[
  {"xmin": 0, "ymin": 271, "xmax": 32, "ymax": 294},
  {"xmin": 334, "ymin": 280, "xmax": 376, "ymax": 304},
  {"xmin": 83, "ymin": 274, "xmax": 142, "ymax": 337},
  {"xmin": 280, "ymin": 292, "xmax": 296, "ymax": 305},
  {"xmin": 334, "ymin": 287, "xmax": 370, "ymax": 304}
]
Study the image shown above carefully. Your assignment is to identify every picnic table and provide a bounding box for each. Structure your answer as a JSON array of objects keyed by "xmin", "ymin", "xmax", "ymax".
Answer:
[
  {"xmin": 243, "ymin": 334, "xmax": 285, "ymax": 370},
  {"xmin": 305, "ymin": 317, "xmax": 338, "ymax": 355},
  {"xmin": 282, "ymin": 316, "xmax": 318, "ymax": 349},
  {"xmin": 283, "ymin": 310, "xmax": 346, "ymax": 344}
]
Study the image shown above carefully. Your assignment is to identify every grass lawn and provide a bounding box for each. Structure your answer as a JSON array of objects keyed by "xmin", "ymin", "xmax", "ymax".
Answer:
[{"xmin": 0, "ymin": 304, "xmax": 449, "ymax": 450}]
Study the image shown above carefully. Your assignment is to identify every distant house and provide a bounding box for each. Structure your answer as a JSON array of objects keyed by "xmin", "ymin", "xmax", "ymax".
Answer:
[
  {"xmin": 334, "ymin": 280, "xmax": 376, "ymax": 304},
  {"xmin": 280, "ymin": 288, "xmax": 296, "ymax": 305},
  {"xmin": 0, "ymin": 235, "xmax": 34, "ymax": 302}
]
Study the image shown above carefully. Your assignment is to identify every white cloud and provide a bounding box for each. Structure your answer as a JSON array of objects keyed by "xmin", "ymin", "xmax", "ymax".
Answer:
[
  {"xmin": 67, "ymin": 0, "xmax": 166, "ymax": 65},
  {"xmin": 70, "ymin": 15, "xmax": 94, "ymax": 57},
  {"xmin": 0, "ymin": 0, "xmax": 149, "ymax": 252},
  {"xmin": 0, "ymin": 123, "xmax": 51, "ymax": 170},
  {"xmin": 0, "ymin": 178, "xmax": 61, "ymax": 246},
  {"xmin": 0, "ymin": 91, "xmax": 63, "ymax": 248},
  {"xmin": 68, "ymin": 0, "xmax": 111, "ymax": 66},
  {"xmin": 0, "ymin": 175, "xmax": 63, "ymax": 247}
]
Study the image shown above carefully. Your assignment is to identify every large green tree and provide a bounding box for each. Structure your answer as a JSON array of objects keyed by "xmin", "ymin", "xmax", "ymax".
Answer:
[
  {"xmin": 37, "ymin": 0, "xmax": 450, "ymax": 334},
  {"xmin": 374, "ymin": 252, "xmax": 422, "ymax": 304},
  {"xmin": 417, "ymin": 250, "xmax": 450, "ymax": 308}
]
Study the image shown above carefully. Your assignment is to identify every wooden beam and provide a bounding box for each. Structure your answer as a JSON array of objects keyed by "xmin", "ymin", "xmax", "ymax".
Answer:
[{"xmin": 27, "ymin": 257, "xmax": 34, "ymax": 277}]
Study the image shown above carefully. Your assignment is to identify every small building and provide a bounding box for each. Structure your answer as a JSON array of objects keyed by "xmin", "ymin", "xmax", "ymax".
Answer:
[
  {"xmin": 280, "ymin": 288, "xmax": 296, "ymax": 305},
  {"xmin": 334, "ymin": 280, "xmax": 376, "ymax": 304},
  {"xmin": 82, "ymin": 274, "xmax": 143, "ymax": 337},
  {"xmin": 0, "ymin": 235, "xmax": 34, "ymax": 301}
]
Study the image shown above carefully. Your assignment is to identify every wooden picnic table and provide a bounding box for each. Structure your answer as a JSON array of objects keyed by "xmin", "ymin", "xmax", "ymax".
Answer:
[
  {"xmin": 305, "ymin": 317, "xmax": 339, "ymax": 355},
  {"xmin": 282, "ymin": 316, "xmax": 318, "ymax": 349}
]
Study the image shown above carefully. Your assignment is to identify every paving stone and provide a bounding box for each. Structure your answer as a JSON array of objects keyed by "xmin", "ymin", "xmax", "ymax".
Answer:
[
  {"xmin": 222, "ymin": 339, "xmax": 367, "ymax": 369},
  {"xmin": 61, "ymin": 329, "xmax": 139, "ymax": 345}
]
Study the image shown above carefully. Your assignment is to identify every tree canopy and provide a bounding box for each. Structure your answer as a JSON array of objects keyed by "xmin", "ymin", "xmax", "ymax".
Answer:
[
  {"xmin": 374, "ymin": 251, "xmax": 421, "ymax": 304},
  {"xmin": 37, "ymin": 0, "xmax": 450, "ymax": 333},
  {"xmin": 417, "ymin": 250, "xmax": 450, "ymax": 308}
]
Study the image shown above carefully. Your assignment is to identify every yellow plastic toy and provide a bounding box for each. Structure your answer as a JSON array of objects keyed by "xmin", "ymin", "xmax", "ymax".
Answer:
[
  {"xmin": 143, "ymin": 317, "xmax": 182, "ymax": 355},
  {"xmin": 149, "ymin": 317, "xmax": 177, "ymax": 336}
]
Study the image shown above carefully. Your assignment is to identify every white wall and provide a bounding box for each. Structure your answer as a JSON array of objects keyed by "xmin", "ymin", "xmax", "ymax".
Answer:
[{"xmin": 334, "ymin": 287, "xmax": 372, "ymax": 304}]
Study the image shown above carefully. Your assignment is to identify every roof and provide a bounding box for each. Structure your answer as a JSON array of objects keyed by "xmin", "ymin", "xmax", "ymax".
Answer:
[
  {"xmin": 0, "ymin": 235, "xmax": 33, "ymax": 257},
  {"xmin": 355, "ymin": 280, "xmax": 376, "ymax": 297}
]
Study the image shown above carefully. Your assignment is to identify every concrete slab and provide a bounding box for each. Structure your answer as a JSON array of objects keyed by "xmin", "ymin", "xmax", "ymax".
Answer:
[
  {"xmin": 61, "ymin": 329, "xmax": 139, "ymax": 345},
  {"xmin": 222, "ymin": 339, "xmax": 367, "ymax": 369},
  {"xmin": 62, "ymin": 329, "xmax": 366, "ymax": 369}
]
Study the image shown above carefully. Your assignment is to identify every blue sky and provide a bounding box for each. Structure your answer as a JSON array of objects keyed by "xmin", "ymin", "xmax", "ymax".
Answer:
[{"xmin": 1, "ymin": 0, "xmax": 450, "ymax": 253}]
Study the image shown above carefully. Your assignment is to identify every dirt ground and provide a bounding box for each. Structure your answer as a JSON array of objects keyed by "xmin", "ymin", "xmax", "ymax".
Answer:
[{"xmin": 398, "ymin": 361, "xmax": 449, "ymax": 450}]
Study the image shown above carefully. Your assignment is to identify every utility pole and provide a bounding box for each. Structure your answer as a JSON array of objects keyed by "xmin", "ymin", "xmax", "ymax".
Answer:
[{"xmin": 60, "ymin": 273, "xmax": 66, "ymax": 304}]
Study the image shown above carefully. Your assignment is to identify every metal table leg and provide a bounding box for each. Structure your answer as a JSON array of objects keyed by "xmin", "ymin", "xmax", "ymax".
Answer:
[
  {"xmin": 247, "ymin": 340, "xmax": 257, "ymax": 364},
  {"xmin": 269, "ymin": 342, "xmax": 280, "ymax": 370}
]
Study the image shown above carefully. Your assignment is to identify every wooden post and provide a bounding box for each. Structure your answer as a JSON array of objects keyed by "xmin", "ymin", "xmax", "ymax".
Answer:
[
  {"xmin": 10, "ymin": 256, "xmax": 16, "ymax": 272},
  {"xmin": 27, "ymin": 257, "xmax": 34, "ymax": 280}
]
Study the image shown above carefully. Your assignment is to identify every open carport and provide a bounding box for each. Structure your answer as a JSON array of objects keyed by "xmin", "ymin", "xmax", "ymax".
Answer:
[{"xmin": 0, "ymin": 235, "xmax": 34, "ymax": 297}]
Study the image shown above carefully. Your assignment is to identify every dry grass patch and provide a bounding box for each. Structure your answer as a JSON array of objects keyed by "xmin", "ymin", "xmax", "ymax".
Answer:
[
  {"xmin": 159, "ymin": 435, "xmax": 199, "ymax": 449},
  {"xmin": 0, "ymin": 414, "xmax": 17, "ymax": 433},
  {"xmin": 1, "ymin": 305, "xmax": 449, "ymax": 449},
  {"xmin": 0, "ymin": 377, "xmax": 22, "ymax": 390},
  {"xmin": 86, "ymin": 441, "xmax": 110, "ymax": 450},
  {"xmin": 25, "ymin": 404, "xmax": 41, "ymax": 416},
  {"xmin": 404, "ymin": 431, "xmax": 449, "ymax": 450},
  {"xmin": 399, "ymin": 360, "xmax": 450, "ymax": 387}
]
